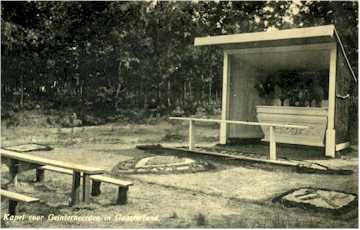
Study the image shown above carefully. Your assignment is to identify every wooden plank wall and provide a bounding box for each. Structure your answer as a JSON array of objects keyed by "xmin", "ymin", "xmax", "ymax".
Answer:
[
  {"xmin": 335, "ymin": 51, "xmax": 352, "ymax": 144},
  {"xmin": 228, "ymin": 56, "xmax": 265, "ymax": 139}
]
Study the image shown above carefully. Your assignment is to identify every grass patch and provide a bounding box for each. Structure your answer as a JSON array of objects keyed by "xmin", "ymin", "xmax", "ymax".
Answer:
[{"xmin": 161, "ymin": 128, "xmax": 186, "ymax": 142}]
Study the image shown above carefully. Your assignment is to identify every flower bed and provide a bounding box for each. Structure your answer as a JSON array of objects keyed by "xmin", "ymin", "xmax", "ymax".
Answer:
[{"xmin": 112, "ymin": 155, "xmax": 215, "ymax": 175}]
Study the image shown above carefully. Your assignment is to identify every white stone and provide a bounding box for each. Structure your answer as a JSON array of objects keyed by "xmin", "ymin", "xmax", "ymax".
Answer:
[
  {"xmin": 135, "ymin": 156, "xmax": 195, "ymax": 168},
  {"xmin": 281, "ymin": 188, "xmax": 356, "ymax": 210}
]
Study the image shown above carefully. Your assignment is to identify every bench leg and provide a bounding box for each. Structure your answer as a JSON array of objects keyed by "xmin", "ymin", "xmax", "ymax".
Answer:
[
  {"xmin": 91, "ymin": 181, "xmax": 102, "ymax": 196},
  {"xmin": 82, "ymin": 174, "xmax": 91, "ymax": 203},
  {"xmin": 70, "ymin": 172, "xmax": 81, "ymax": 206},
  {"xmin": 116, "ymin": 187, "xmax": 128, "ymax": 205},
  {"xmin": 9, "ymin": 160, "xmax": 18, "ymax": 187},
  {"xmin": 35, "ymin": 168, "xmax": 45, "ymax": 182},
  {"xmin": 8, "ymin": 200, "xmax": 18, "ymax": 216}
]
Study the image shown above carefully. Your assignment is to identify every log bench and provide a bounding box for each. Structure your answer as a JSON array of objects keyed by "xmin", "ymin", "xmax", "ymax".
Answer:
[
  {"xmin": 37, "ymin": 165, "xmax": 133, "ymax": 204},
  {"xmin": 0, "ymin": 189, "xmax": 39, "ymax": 215}
]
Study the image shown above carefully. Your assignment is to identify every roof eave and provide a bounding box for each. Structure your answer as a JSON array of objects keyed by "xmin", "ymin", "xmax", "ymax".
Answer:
[
  {"xmin": 194, "ymin": 25, "xmax": 336, "ymax": 47},
  {"xmin": 194, "ymin": 24, "xmax": 357, "ymax": 82}
]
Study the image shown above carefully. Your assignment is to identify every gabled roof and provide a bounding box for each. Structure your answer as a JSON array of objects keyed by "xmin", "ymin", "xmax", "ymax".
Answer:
[{"xmin": 194, "ymin": 25, "xmax": 357, "ymax": 82}]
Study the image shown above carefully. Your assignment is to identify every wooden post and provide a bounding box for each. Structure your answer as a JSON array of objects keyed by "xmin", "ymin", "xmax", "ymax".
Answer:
[
  {"xmin": 35, "ymin": 168, "xmax": 45, "ymax": 183},
  {"xmin": 91, "ymin": 181, "xmax": 102, "ymax": 196},
  {"xmin": 220, "ymin": 52, "xmax": 231, "ymax": 144},
  {"xmin": 9, "ymin": 159, "xmax": 18, "ymax": 187},
  {"xmin": 82, "ymin": 174, "xmax": 91, "ymax": 203},
  {"xmin": 8, "ymin": 200, "xmax": 18, "ymax": 216},
  {"xmin": 269, "ymin": 126, "xmax": 277, "ymax": 160},
  {"xmin": 116, "ymin": 187, "xmax": 128, "ymax": 205},
  {"xmin": 70, "ymin": 171, "xmax": 81, "ymax": 206},
  {"xmin": 189, "ymin": 120, "xmax": 195, "ymax": 150},
  {"xmin": 326, "ymin": 43, "xmax": 337, "ymax": 158}
]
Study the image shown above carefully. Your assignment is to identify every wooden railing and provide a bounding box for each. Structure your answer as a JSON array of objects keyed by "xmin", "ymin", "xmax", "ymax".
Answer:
[{"xmin": 169, "ymin": 117, "xmax": 308, "ymax": 161}]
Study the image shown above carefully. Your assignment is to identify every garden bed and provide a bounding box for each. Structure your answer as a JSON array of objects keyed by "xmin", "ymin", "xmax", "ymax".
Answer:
[
  {"xmin": 272, "ymin": 187, "xmax": 357, "ymax": 214},
  {"xmin": 112, "ymin": 155, "xmax": 215, "ymax": 175}
]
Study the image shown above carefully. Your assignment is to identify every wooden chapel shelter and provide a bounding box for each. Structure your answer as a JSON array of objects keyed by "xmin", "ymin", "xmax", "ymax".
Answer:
[{"xmin": 194, "ymin": 25, "xmax": 357, "ymax": 158}]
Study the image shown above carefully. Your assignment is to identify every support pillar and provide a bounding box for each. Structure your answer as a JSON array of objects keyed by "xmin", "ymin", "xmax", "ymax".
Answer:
[
  {"xmin": 189, "ymin": 120, "xmax": 194, "ymax": 150},
  {"xmin": 9, "ymin": 160, "xmax": 18, "ymax": 186},
  {"xmin": 116, "ymin": 187, "xmax": 128, "ymax": 205},
  {"xmin": 8, "ymin": 200, "xmax": 18, "ymax": 216},
  {"xmin": 70, "ymin": 171, "xmax": 81, "ymax": 206},
  {"xmin": 82, "ymin": 174, "xmax": 91, "ymax": 203},
  {"xmin": 91, "ymin": 181, "xmax": 102, "ymax": 196},
  {"xmin": 326, "ymin": 44, "xmax": 337, "ymax": 158},
  {"xmin": 269, "ymin": 126, "xmax": 277, "ymax": 160},
  {"xmin": 220, "ymin": 52, "xmax": 231, "ymax": 144},
  {"xmin": 35, "ymin": 168, "xmax": 45, "ymax": 183}
]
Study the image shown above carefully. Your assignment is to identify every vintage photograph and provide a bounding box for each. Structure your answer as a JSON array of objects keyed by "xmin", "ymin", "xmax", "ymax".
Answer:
[{"xmin": 1, "ymin": 0, "xmax": 358, "ymax": 228}]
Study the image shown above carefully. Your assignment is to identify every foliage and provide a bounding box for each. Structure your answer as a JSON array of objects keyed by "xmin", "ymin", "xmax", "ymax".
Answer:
[
  {"xmin": 255, "ymin": 70, "xmax": 328, "ymax": 107},
  {"xmin": 254, "ymin": 76, "xmax": 275, "ymax": 98},
  {"xmin": 1, "ymin": 1, "xmax": 357, "ymax": 122}
]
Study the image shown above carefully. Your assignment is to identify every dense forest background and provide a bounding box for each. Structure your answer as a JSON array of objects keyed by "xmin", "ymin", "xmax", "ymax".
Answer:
[{"xmin": 1, "ymin": 1, "xmax": 358, "ymax": 126}]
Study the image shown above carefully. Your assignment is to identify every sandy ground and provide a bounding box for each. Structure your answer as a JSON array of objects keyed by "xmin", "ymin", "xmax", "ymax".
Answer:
[{"xmin": 1, "ymin": 120, "xmax": 358, "ymax": 228}]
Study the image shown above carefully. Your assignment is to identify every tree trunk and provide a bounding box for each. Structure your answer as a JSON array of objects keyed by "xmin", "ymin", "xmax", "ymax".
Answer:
[
  {"xmin": 20, "ymin": 74, "xmax": 24, "ymax": 109},
  {"xmin": 184, "ymin": 81, "xmax": 186, "ymax": 99},
  {"xmin": 189, "ymin": 81, "xmax": 192, "ymax": 98},
  {"xmin": 209, "ymin": 81, "xmax": 212, "ymax": 103},
  {"xmin": 157, "ymin": 84, "xmax": 160, "ymax": 107},
  {"xmin": 167, "ymin": 79, "xmax": 171, "ymax": 108}
]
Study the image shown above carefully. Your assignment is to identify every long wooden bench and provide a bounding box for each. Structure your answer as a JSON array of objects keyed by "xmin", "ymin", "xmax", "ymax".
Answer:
[
  {"xmin": 37, "ymin": 165, "xmax": 133, "ymax": 204},
  {"xmin": 1, "ymin": 149, "xmax": 104, "ymax": 206},
  {"xmin": 0, "ymin": 190, "xmax": 39, "ymax": 215}
]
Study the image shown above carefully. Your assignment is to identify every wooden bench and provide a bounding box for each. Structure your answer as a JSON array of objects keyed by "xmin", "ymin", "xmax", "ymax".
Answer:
[
  {"xmin": 38, "ymin": 165, "xmax": 133, "ymax": 204},
  {"xmin": 1, "ymin": 149, "xmax": 104, "ymax": 206},
  {"xmin": 0, "ymin": 190, "xmax": 39, "ymax": 215},
  {"xmin": 90, "ymin": 175, "xmax": 133, "ymax": 204}
]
